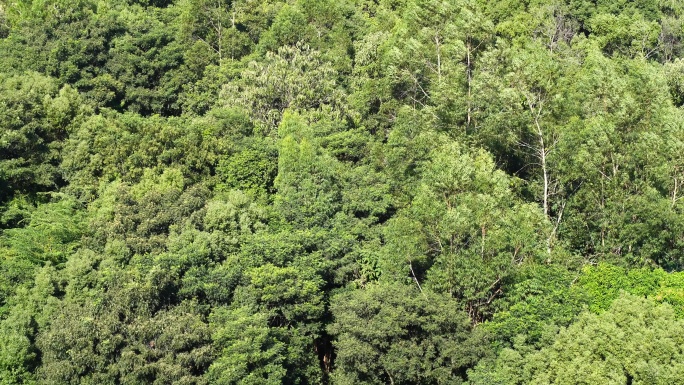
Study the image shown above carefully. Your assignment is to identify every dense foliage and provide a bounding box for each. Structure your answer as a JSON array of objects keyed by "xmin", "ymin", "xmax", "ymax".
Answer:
[{"xmin": 2, "ymin": 0, "xmax": 684, "ymax": 383}]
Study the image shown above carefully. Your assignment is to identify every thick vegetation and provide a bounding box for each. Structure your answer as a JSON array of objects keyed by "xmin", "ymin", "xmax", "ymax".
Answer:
[{"xmin": 2, "ymin": 0, "xmax": 684, "ymax": 384}]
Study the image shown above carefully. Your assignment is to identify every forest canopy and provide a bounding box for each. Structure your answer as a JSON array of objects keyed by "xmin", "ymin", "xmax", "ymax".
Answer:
[{"xmin": 2, "ymin": 0, "xmax": 684, "ymax": 384}]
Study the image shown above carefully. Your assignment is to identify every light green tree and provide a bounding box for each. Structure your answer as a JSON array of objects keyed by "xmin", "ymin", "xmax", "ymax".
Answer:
[{"xmin": 469, "ymin": 294, "xmax": 684, "ymax": 385}]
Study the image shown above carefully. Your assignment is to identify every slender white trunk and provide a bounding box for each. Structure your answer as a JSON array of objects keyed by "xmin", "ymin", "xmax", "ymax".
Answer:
[
  {"xmin": 466, "ymin": 39, "xmax": 473, "ymax": 128},
  {"xmin": 527, "ymin": 96, "xmax": 555, "ymax": 254},
  {"xmin": 435, "ymin": 34, "xmax": 442, "ymax": 83}
]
